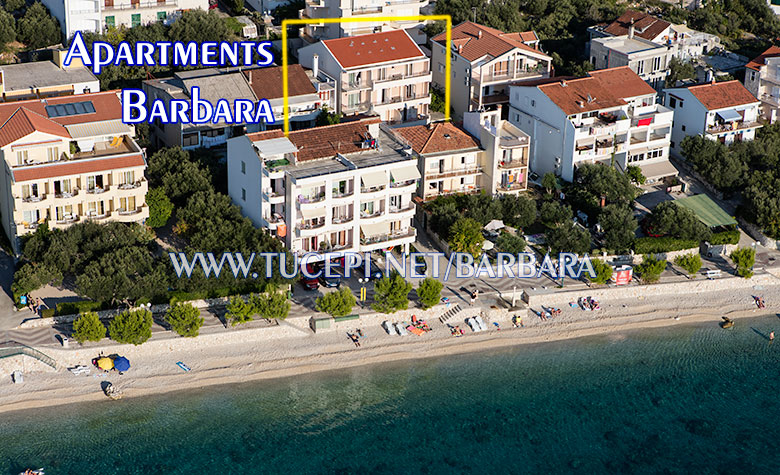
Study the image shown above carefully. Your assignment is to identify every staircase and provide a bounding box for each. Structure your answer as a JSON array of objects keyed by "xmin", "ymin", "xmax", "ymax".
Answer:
[
  {"xmin": 439, "ymin": 304, "xmax": 464, "ymax": 324},
  {"xmin": 0, "ymin": 341, "xmax": 58, "ymax": 370}
]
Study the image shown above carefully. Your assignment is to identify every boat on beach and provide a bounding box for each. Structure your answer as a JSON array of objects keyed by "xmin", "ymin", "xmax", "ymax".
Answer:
[
  {"xmin": 720, "ymin": 316, "xmax": 734, "ymax": 329},
  {"xmin": 19, "ymin": 469, "xmax": 44, "ymax": 475}
]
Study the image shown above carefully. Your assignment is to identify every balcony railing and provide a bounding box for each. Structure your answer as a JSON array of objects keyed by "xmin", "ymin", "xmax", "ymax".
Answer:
[
  {"xmin": 352, "ymin": 6, "xmax": 383, "ymax": 14},
  {"xmin": 55, "ymin": 215, "xmax": 79, "ymax": 224},
  {"xmin": 87, "ymin": 186, "xmax": 109, "ymax": 194},
  {"xmin": 389, "ymin": 204, "xmax": 415, "ymax": 213},
  {"xmin": 298, "ymin": 192, "xmax": 326, "ymax": 204},
  {"xmin": 706, "ymin": 121, "xmax": 761, "ymax": 134},
  {"xmin": 360, "ymin": 185, "xmax": 386, "ymax": 193},
  {"xmin": 390, "ymin": 179, "xmax": 416, "ymax": 189},
  {"xmin": 54, "ymin": 189, "xmax": 78, "ymax": 199},
  {"xmin": 425, "ymin": 166, "xmax": 482, "ymax": 180},
  {"xmin": 498, "ymin": 182, "xmax": 527, "ymax": 192},
  {"xmin": 374, "ymin": 70, "xmax": 430, "ymax": 84},
  {"xmin": 103, "ymin": 0, "xmax": 178, "ymax": 11},
  {"xmin": 118, "ymin": 207, "xmax": 143, "ymax": 216},
  {"xmin": 299, "ymin": 220, "xmax": 326, "ymax": 230},
  {"xmin": 22, "ymin": 194, "xmax": 46, "ymax": 203},
  {"xmin": 360, "ymin": 228, "xmax": 416, "ymax": 245},
  {"xmin": 360, "ymin": 209, "xmax": 384, "ymax": 218},
  {"xmin": 118, "ymin": 181, "xmax": 144, "ymax": 190},
  {"xmin": 332, "ymin": 189, "xmax": 354, "ymax": 198},
  {"xmin": 499, "ymin": 158, "xmax": 528, "ymax": 169},
  {"xmin": 332, "ymin": 215, "xmax": 354, "ymax": 224}
]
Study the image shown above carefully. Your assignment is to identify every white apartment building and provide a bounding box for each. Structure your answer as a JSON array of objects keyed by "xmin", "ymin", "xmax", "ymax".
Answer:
[
  {"xmin": 0, "ymin": 91, "xmax": 149, "ymax": 254},
  {"xmin": 588, "ymin": 9, "xmax": 720, "ymax": 62},
  {"xmin": 42, "ymin": 0, "xmax": 209, "ymax": 38},
  {"xmin": 298, "ymin": 30, "xmax": 431, "ymax": 123},
  {"xmin": 744, "ymin": 46, "xmax": 780, "ymax": 123},
  {"xmin": 509, "ymin": 67, "xmax": 677, "ymax": 183},
  {"xmin": 299, "ymin": 0, "xmax": 428, "ymax": 44},
  {"xmin": 430, "ymin": 22, "xmax": 552, "ymax": 120},
  {"xmin": 0, "ymin": 51, "xmax": 98, "ymax": 102},
  {"xmin": 663, "ymin": 80, "xmax": 762, "ymax": 158},
  {"xmin": 589, "ymin": 32, "xmax": 673, "ymax": 90},
  {"xmin": 227, "ymin": 117, "xmax": 420, "ymax": 259}
]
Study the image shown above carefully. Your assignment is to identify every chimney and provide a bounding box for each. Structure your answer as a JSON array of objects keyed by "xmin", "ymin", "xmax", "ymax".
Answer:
[
  {"xmin": 312, "ymin": 54, "xmax": 319, "ymax": 79},
  {"xmin": 248, "ymin": 70, "xmax": 252, "ymax": 84},
  {"xmin": 458, "ymin": 44, "xmax": 463, "ymax": 54},
  {"xmin": 478, "ymin": 30, "xmax": 482, "ymax": 39},
  {"xmin": 628, "ymin": 19, "xmax": 635, "ymax": 39}
]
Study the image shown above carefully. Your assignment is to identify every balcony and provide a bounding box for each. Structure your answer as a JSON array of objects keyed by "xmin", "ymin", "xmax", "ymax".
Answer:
[
  {"xmin": 343, "ymin": 102, "xmax": 371, "ymax": 114},
  {"xmin": 373, "ymin": 71, "xmax": 431, "ymax": 86},
  {"xmin": 707, "ymin": 120, "xmax": 762, "ymax": 135},
  {"xmin": 471, "ymin": 93, "xmax": 509, "ymax": 110},
  {"xmin": 299, "ymin": 220, "xmax": 326, "ymax": 231},
  {"xmin": 497, "ymin": 182, "xmax": 527, "ymax": 192},
  {"xmin": 360, "ymin": 185, "xmax": 386, "ymax": 194},
  {"xmin": 73, "ymin": 136, "xmax": 138, "ymax": 159},
  {"xmin": 21, "ymin": 194, "xmax": 47, "ymax": 203},
  {"xmin": 117, "ymin": 180, "xmax": 144, "ymax": 191},
  {"xmin": 342, "ymin": 80, "xmax": 372, "ymax": 92},
  {"xmin": 85, "ymin": 212, "xmax": 111, "ymax": 220},
  {"xmin": 298, "ymin": 192, "xmax": 326, "ymax": 204},
  {"xmin": 351, "ymin": 6, "xmax": 383, "ymax": 14},
  {"xmin": 760, "ymin": 93, "xmax": 780, "ymax": 107},
  {"xmin": 54, "ymin": 215, "xmax": 79, "ymax": 225},
  {"xmin": 360, "ymin": 228, "xmax": 416, "ymax": 246},
  {"xmin": 54, "ymin": 189, "xmax": 79, "ymax": 199},
  {"xmin": 389, "ymin": 179, "xmax": 416, "ymax": 189},
  {"xmin": 115, "ymin": 205, "xmax": 148, "ymax": 222},
  {"xmin": 389, "ymin": 203, "xmax": 415, "ymax": 214},
  {"xmin": 425, "ymin": 166, "xmax": 482, "ymax": 180},
  {"xmin": 499, "ymin": 158, "xmax": 528, "ymax": 169},
  {"xmin": 86, "ymin": 186, "xmax": 109, "ymax": 194},
  {"xmin": 360, "ymin": 209, "xmax": 385, "ymax": 219},
  {"xmin": 332, "ymin": 214, "xmax": 354, "ymax": 224},
  {"xmin": 473, "ymin": 66, "xmax": 548, "ymax": 85},
  {"xmin": 331, "ymin": 188, "xmax": 354, "ymax": 199},
  {"xmin": 103, "ymin": 0, "xmax": 178, "ymax": 11}
]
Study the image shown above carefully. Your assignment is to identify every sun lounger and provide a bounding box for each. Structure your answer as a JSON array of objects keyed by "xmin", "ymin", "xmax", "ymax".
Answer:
[
  {"xmin": 383, "ymin": 320, "xmax": 399, "ymax": 335},
  {"xmin": 395, "ymin": 323, "xmax": 409, "ymax": 336},
  {"xmin": 466, "ymin": 317, "xmax": 481, "ymax": 332},
  {"xmin": 176, "ymin": 362, "xmax": 191, "ymax": 372},
  {"xmin": 475, "ymin": 315, "xmax": 488, "ymax": 331},
  {"xmin": 407, "ymin": 326, "xmax": 425, "ymax": 336}
]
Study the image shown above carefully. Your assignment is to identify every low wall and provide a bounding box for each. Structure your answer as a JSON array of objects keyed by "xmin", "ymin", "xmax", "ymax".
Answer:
[
  {"xmin": 738, "ymin": 218, "xmax": 778, "ymax": 250},
  {"xmin": 524, "ymin": 273, "xmax": 779, "ymax": 308}
]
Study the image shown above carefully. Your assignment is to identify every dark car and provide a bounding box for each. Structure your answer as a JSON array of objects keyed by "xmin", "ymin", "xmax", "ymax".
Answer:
[
  {"xmin": 356, "ymin": 261, "xmax": 384, "ymax": 281},
  {"xmin": 318, "ymin": 268, "xmax": 342, "ymax": 288},
  {"xmin": 301, "ymin": 264, "xmax": 319, "ymax": 290}
]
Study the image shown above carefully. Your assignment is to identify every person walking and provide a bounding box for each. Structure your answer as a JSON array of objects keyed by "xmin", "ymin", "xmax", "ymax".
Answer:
[{"xmin": 770, "ymin": 331, "xmax": 775, "ymax": 341}]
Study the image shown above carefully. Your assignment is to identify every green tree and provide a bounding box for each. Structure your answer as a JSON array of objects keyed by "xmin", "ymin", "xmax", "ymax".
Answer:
[
  {"xmin": 316, "ymin": 287, "xmax": 356, "ymax": 317},
  {"xmin": 546, "ymin": 224, "xmax": 591, "ymax": 254},
  {"xmin": 635, "ymin": 255, "xmax": 667, "ymax": 283},
  {"xmin": 541, "ymin": 172, "xmax": 557, "ymax": 194},
  {"xmin": 109, "ymin": 309, "xmax": 153, "ymax": 345},
  {"xmin": 674, "ymin": 253, "xmax": 702, "ymax": 279},
  {"xmin": 572, "ymin": 163, "xmax": 639, "ymax": 212},
  {"xmin": 3, "ymin": 0, "xmax": 24, "ymax": 13},
  {"xmin": 496, "ymin": 232, "xmax": 526, "ymax": 254},
  {"xmin": 146, "ymin": 187, "xmax": 174, "ymax": 228},
  {"xmin": 165, "ymin": 302, "xmax": 203, "ymax": 337},
  {"xmin": 416, "ymin": 277, "xmax": 443, "ymax": 310},
  {"xmin": 742, "ymin": 170, "xmax": 780, "ymax": 239},
  {"xmin": 372, "ymin": 272, "xmax": 413, "ymax": 314},
  {"xmin": 646, "ymin": 201, "xmax": 711, "ymax": 242},
  {"xmin": 586, "ymin": 259, "xmax": 613, "ymax": 285},
  {"xmin": 626, "ymin": 165, "xmax": 646, "ymax": 185},
  {"xmin": 666, "ymin": 57, "xmax": 696, "ymax": 87},
  {"xmin": 500, "ymin": 194, "xmax": 536, "ymax": 230},
  {"xmin": 11, "ymin": 261, "xmax": 62, "ymax": 302},
  {"xmin": 599, "ymin": 204, "xmax": 637, "ymax": 253},
  {"xmin": 226, "ymin": 295, "xmax": 254, "ymax": 326},
  {"xmin": 250, "ymin": 288, "xmax": 291, "ymax": 320},
  {"xmin": 680, "ymin": 135, "xmax": 748, "ymax": 191},
  {"xmin": 76, "ymin": 246, "xmax": 169, "ymax": 304},
  {"xmin": 448, "ymin": 217, "xmax": 484, "ymax": 258},
  {"xmin": 146, "ymin": 147, "xmax": 212, "ymax": 204},
  {"xmin": 18, "ymin": 2, "xmax": 61, "ymax": 49},
  {"xmin": 0, "ymin": 8, "xmax": 15, "ymax": 49},
  {"xmin": 168, "ymin": 9, "xmax": 229, "ymax": 44},
  {"xmin": 540, "ymin": 201, "xmax": 572, "ymax": 228},
  {"xmin": 225, "ymin": 0, "xmax": 244, "ymax": 14},
  {"xmin": 315, "ymin": 107, "xmax": 341, "ymax": 126},
  {"xmin": 72, "ymin": 311, "xmax": 106, "ymax": 344},
  {"xmin": 730, "ymin": 247, "xmax": 755, "ymax": 278}
]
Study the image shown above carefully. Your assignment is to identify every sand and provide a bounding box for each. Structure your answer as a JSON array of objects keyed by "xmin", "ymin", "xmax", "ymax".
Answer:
[{"xmin": 1, "ymin": 275, "xmax": 778, "ymax": 415}]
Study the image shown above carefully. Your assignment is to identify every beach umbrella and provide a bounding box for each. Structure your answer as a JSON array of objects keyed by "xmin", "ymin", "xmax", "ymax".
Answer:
[
  {"xmin": 97, "ymin": 357, "xmax": 113, "ymax": 370},
  {"xmin": 113, "ymin": 356, "xmax": 130, "ymax": 372},
  {"xmin": 482, "ymin": 240, "xmax": 495, "ymax": 251},
  {"xmin": 484, "ymin": 220, "xmax": 505, "ymax": 232}
]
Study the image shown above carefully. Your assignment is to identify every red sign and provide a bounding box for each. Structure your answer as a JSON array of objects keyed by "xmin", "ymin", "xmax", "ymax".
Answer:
[{"xmin": 613, "ymin": 266, "xmax": 632, "ymax": 285}]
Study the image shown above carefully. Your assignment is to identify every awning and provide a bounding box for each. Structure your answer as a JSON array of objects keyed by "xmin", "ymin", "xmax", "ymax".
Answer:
[
  {"xmin": 361, "ymin": 222, "xmax": 389, "ymax": 238},
  {"xmin": 576, "ymin": 137, "xmax": 595, "ymax": 146},
  {"xmin": 629, "ymin": 146, "xmax": 648, "ymax": 156},
  {"xmin": 299, "ymin": 207, "xmax": 326, "ymax": 220},
  {"xmin": 361, "ymin": 170, "xmax": 386, "ymax": 188},
  {"xmin": 254, "ymin": 137, "xmax": 297, "ymax": 157},
  {"xmin": 717, "ymin": 109, "xmax": 742, "ymax": 122},
  {"xmin": 390, "ymin": 166, "xmax": 421, "ymax": 183},
  {"xmin": 639, "ymin": 160, "xmax": 679, "ymax": 180},
  {"xmin": 65, "ymin": 120, "xmax": 133, "ymax": 139},
  {"xmin": 673, "ymin": 194, "xmax": 737, "ymax": 228}
]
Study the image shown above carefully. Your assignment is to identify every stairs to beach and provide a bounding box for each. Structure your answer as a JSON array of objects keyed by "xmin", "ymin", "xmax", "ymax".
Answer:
[{"xmin": 439, "ymin": 304, "xmax": 464, "ymax": 324}]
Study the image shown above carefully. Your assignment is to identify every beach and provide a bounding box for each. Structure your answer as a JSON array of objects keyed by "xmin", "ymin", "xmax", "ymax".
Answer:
[{"xmin": 1, "ymin": 274, "xmax": 779, "ymax": 415}]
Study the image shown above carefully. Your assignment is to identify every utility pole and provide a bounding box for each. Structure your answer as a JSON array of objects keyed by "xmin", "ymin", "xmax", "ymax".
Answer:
[{"xmin": 472, "ymin": 7, "xmax": 477, "ymax": 23}]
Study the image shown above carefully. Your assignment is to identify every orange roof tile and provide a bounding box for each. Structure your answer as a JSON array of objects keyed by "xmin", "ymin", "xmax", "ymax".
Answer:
[
  {"xmin": 243, "ymin": 65, "xmax": 316, "ymax": 100},
  {"xmin": 685, "ymin": 80, "xmax": 759, "ymax": 110},
  {"xmin": 393, "ymin": 122, "xmax": 480, "ymax": 155},
  {"xmin": 0, "ymin": 107, "xmax": 70, "ymax": 147},
  {"xmin": 603, "ymin": 10, "xmax": 671, "ymax": 41},
  {"xmin": 322, "ymin": 30, "xmax": 425, "ymax": 69},
  {"xmin": 13, "ymin": 154, "xmax": 145, "ymax": 182},
  {"xmin": 0, "ymin": 91, "xmax": 123, "ymax": 127},
  {"xmin": 746, "ymin": 46, "xmax": 780, "ymax": 71},
  {"xmin": 588, "ymin": 67, "xmax": 656, "ymax": 98},
  {"xmin": 433, "ymin": 22, "xmax": 548, "ymax": 62}
]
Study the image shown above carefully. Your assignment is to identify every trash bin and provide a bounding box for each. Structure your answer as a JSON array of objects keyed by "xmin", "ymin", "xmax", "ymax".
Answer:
[{"xmin": 61, "ymin": 336, "xmax": 69, "ymax": 348}]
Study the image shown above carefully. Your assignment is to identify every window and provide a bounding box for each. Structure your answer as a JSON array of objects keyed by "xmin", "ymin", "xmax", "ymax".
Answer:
[
  {"xmin": 670, "ymin": 141, "xmax": 675, "ymax": 148},
  {"xmin": 241, "ymin": 188, "xmax": 246, "ymax": 201},
  {"xmin": 750, "ymin": 71, "xmax": 756, "ymax": 81},
  {"xmin": 202, "ymin": 128, "xmax": 224, "ymax": 138},
  {"xmin": 681, "ymin": 125, "xmax": 686, "ymax": 132},
  {"xmin": 531, "ymin": 99, "xmax": 535, "ymax": 107},
  {"xmin": 157, "ymin": 11, "xmax": 167, "ymax": 22},
  {"xmin": 105, "ymin": 16, "xmax": 115, "ymax": 29},
  {"xmin": 438, "ymin": 63, "xmax": 444, "ymax": 73},
  {"xmin": 120, "ymin": 171, "xmax": 133, "ymax": 185},
  {"xmin": 47, "ymin": 147, "xmax": 58, "ymax": 161},
  {"xmin": 131, "ymin": 14, "xmax": 141, "ymax": 27},
  {"xmin": 16, "ymin": 150, "xmax": 28, "ymax": 165},
  {"xmin": 428, "ymin": 182, "xmax": 438, "ymax": 190},
  {"xmin": 182, "ymin": 132, "xmax": 199, "ymax": 146},
  {"xmin": 428, "ymin": 161, "xmax": 438, "ymax": 170},
  {"xmin": 652, "ymin": 57, "xmax": 661, "ymax": 71},
  {"xmin": 669, "ymin": 97, "xmax": 677, "ymax": 108},
  {"xmin": 636, "ymin": 60, "xmax": 644, "ymax": 75},
  {"xmin": 513, "ymin": 113, "xmax": 519, "ymax": 122},
  {"xmin": 241, "ymin": 161, "xmax": 246, "ymax": 174},
  {"xmin": 648, "ymin": 149, "xmax": 663, "ymax": 159}
]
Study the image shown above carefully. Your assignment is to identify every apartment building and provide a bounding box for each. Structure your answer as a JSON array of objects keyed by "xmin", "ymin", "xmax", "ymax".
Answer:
[
  {"xmin": 299, "ymin": 0, "xmax": 428, "ymax": 44},
  {"xmin": 664, "ymin": 80, "xmax": 762, "ymax": 158},
  {"xmin": 508, "ymin": 67, "xmax": 677, "ymax": 183},
  {"xmin": 227, "ymin": 117, "xmax": 420, "ymax": 259},
  {"xmin": 298, "ymin": 30, "xmax": 431, "ymax": 123},
  {"xmin": 0, "ymin": 91, "xmax": 149, "ymax": 254},
  {"xmin": 389, "ymin": 109, "xmax": 529, "ymax": 200},
  {"xmin": 0, "ymin": 52, "xmax": 98, "ymax": 102},
  {"xmin": 430, "ymin": 22, "xmax": 552, "ymax": 120},
  {"xmin": 589, "ymin": 32, "xmax": 673, "ymax": 90},
  {"xmin": 588, "ymin": 10, "xmax": 720, "ymax": 62},
  {"xmin": 744, "ymin": 46, "xmax": 780, "ymax": 123},
  {"xmin": 143, "ymin": 65, "xmax": 329, "ymax": 149}
]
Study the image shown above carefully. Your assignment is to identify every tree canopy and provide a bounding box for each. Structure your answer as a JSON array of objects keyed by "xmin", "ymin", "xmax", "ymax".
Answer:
[
  {"xmin": 316, "ymin": 288, "xmax": 356, "ymax": 317},
  {"xmin": 18, "ymin": 2, "xmax": 60, "ymax": 49},
  {"xmin": 72, "ymin": 312, "xmax": 107, "ymax": 344},
  {"xmin": 416, "ymin": 277, "xmax": 443, "ymax": 310},
  {"xmin": 645, "ymin": 201, "xmax": 711, "ymax": 242},
  {"xmin": 448, "ymin": 217, "xmax": 484, "ymax": 258},
  {"xmin": 372, "ymin": 272, "xmax": 413, "ymax": 314}
]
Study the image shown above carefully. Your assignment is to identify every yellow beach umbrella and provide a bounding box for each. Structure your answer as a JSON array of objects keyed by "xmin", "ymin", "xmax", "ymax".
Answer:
[{"xmin": 97, "ymin": 357, "xmax": 114, "ymax": 370}]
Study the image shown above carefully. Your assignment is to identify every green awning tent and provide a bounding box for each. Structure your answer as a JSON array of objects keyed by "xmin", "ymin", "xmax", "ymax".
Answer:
[{"xmin": 673, "ymin": 194, "xmax": 737, "ymax": 228}]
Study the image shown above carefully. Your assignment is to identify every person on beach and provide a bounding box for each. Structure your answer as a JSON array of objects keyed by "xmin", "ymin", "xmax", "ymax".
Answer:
[
  {"xmin": 470, "ymin": 292, "xmax": 476, "ymax": 306},
  {"xmin": 349, "ymin": 333, "xmax": 360, "ymax": 347},
  {"xmin": 770, "ymin": 331, "xmax": 775, "ymax": 341}
]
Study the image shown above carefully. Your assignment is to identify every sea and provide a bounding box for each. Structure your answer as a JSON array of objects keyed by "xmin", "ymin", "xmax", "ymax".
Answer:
[{"xmin": 1, "ymin": 314, "xmax": 779, "ymax": 474}]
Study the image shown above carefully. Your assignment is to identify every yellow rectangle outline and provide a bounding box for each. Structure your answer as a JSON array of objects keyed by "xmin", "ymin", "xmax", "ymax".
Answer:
[{"xmin": 282, "ymin": 15, "xmax": 452, "ymax": 136}]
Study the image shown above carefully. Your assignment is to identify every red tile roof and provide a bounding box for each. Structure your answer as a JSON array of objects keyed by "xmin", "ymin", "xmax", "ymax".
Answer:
[
  {"xmin": 12, "ymin": 154, "xmax": 145, "ymax": 182},
  {"xmin": 0, "ymin": 108, "xmax": 70, "ymax": 147},
  {"xmin": 603, "ymin": 10, "xmax": 671, "ymax": 41},
  {"xmin": 322, "ymin": 30, "xmax": 425, "ymax": 69},
  {"xmin": 746, "ymin": 46, "xmax": 780, "ymax": 71},
  {"xmin": 243, "ymin": 65, "xmax": 316, "ymax": 100},
  {"xmin": 534, "ymin": 67, "xmax": 655, "ymax": 115},
  {"xmin": 0, "ymin": 91, "xmax": 123, "ymax": 127},
  {"xmin": 433, "ymin": 22, "xmax": 548, "ymax": 62},
  {"xmin": 248, "ymin": 117, "xmax": 381, "ymax": 162},
  {"xmin": 685, "ymin": 80, "xmax": 759, "ymax": 110},
  {"xmin": 393, "ymin": 121, "xmax": 480, "ymax": 155}
]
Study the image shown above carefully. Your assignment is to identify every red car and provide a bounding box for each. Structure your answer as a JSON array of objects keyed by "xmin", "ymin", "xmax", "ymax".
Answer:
[{"xmin": 301, "ymin": 264, "xmax": 319, "ymax": 290}]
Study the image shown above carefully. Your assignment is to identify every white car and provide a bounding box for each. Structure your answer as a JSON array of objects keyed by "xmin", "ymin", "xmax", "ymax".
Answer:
[
  {"xmin": 395, "ymin": 323, "xmax": 410, "ymax": 336},
  {"xmin": 382, "ymin": 320, "xmax": 399, "ymax": 335}
]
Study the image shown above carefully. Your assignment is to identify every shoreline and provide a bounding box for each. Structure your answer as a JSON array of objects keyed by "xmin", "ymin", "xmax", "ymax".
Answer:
[{"xmin": 1, "ymin": 291, "xmax": 778, "ymax": 415}]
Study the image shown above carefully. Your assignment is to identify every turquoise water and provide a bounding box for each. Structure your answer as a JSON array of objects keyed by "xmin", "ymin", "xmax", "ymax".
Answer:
[{"xmin": 1, "ymin": 315, "xmax": 779, "ymax": 474}]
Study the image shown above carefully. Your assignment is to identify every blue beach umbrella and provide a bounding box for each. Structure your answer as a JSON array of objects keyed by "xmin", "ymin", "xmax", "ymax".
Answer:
[{"xmin": 113, "ymin": 356, "xmax": 131, "ymax": 372}]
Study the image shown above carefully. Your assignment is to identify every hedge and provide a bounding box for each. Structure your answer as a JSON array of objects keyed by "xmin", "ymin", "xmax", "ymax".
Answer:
[
  {"xmin": 56, "ymin": 300, "xmax": 108, "ymax": 316},
  {"xmin": 633, "ymin": 237, "xmax": 699, "ymax": 254},
  {"xmin": 709, "ymin": 229, "xmax": 740, "ymax": 246}
]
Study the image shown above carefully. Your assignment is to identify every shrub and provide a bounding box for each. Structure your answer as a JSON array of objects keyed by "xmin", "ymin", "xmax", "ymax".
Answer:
[
  {"xmin": 316, "ymin": 287, "xmax": 356, "ymax": 317},
  {"xmin": 41, "ymin": 308, "xmax": 55, "ymax": 319},
  {"xmin": 416, "ymin": 277, "xmax": 443, "ymax": 309},
  {"xmin": 56, "ymin": 300, "xmax": 106, "ymax": 316},
  {"xmin": 709, "ymin": 229, "xmax": 740, "ymax": 245},
  {"xmin": 165, "ymin": 302, "xmax": 203, "ymax": 337},
  {"xmin": 250, "ymin": 288, "xmax": 291, "ymax": 320},
  {"xmin": 448, "ymin": 217, "xmax": 483, "ymax": 258},
  {"xmin": 372, "ymin": 272, "xmax": 413, "ymax": 314},
  {"xmin": 645, "ymin": 201, "xmax": 711, "ymax": 242},
  {"xmin": 496, "ymin": 233, "xmax": 526, "ymax": 254},
  {"xmin": 109, "ymin": 309, "xmax": 153, "ymax": 345},
  {"xmin": 586, "ymin": 259, "xmax": 613, "ymax": 285},
  {"xmin": 730, "ymin": 247, "xmax": 755, "ymax": 279},
  {"xmin": 72, "ymin": 312, "xmax": 106, "ymax": 344},
  {"xmin": 146, "ymin": 188, "xmax": 174, "ymax": 228},
  {"xmin": 635, "ymin": 255, "xmax": 666, "ymax": 283},
  {"xmin": 226, "ymin": 295, "xmax": 254, "ymax": 326},
  {"xmin": 633, "ymin": 237, "xmax": 698, "ymax": 254},
  {"xmin": 674, "ymin": 253, "xmax": 702, "ymax": 278},
  {"xmin": 546, "ymin": 224, "xmax": 591, "ymax": 254},
  {"xmin": 540, "ymin": 201, "xmax": 572, "ymax": 228}
]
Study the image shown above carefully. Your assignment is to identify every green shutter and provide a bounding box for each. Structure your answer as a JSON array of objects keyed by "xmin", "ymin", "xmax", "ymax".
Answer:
[
  {"xmin": 131, "ymin": 13, "xmax": 141, "ymax": 27},
  {"xmin": 105, "ymin": 16, "xmax": 115, "ymax": 29},
  {"xmin": 157, "ymin": 11, "xmax": 167, "ymax": 21}
]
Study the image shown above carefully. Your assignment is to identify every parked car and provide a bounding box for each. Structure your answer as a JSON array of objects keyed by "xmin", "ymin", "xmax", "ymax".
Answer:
[
  {"xmin": 318, "ymin": 269, "xmax": 341, "ymax": 288},
  {"xmin": 357, "ymin": 261, "xmax": 384, "ymax": 281},
  {"xmin": 301, "ymin": 264, "xmax": 319, "ymax": 290}
]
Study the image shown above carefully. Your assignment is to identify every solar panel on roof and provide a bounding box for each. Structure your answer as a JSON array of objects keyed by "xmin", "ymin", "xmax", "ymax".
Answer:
[{"xmin": 45, "ymin": 101, "xmax": 96, "ymax": 118}]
